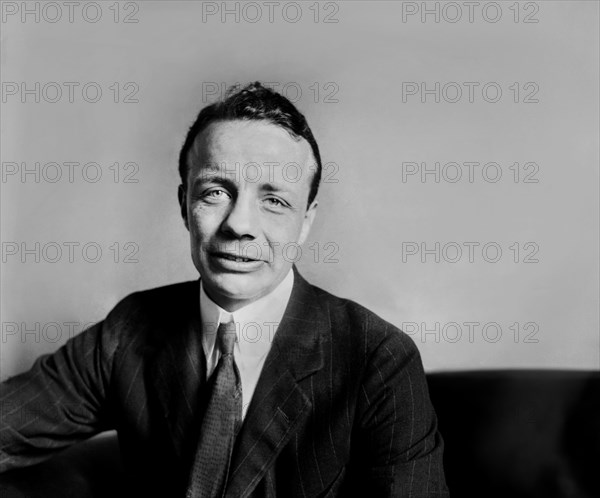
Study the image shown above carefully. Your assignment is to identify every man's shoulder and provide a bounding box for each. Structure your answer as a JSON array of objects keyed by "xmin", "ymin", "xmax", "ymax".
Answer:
[
  {"xmin": 303, "ymin": 278, "xmax": 418, "ymax": 358},
  {"xmin": 308, "ymin": 281, "xmax": 388, "ymax": 327},
  {"xmin": 104, "ymin": 279, "xmax": 198, "ymax": 328},
  {"xmin": 117, "ymin": 279, "xmax": 197, "ymax": 305}
]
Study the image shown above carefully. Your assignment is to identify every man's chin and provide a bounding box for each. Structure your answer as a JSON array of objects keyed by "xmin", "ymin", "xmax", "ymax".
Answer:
[{"xmin": 202, "ymin": 274, "xmax": 267, "ymax": 308}]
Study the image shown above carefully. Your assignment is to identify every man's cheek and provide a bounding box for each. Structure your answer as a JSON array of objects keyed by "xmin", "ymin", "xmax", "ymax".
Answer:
[
  {"xmin": 261, "ymin": 240, "xmax": 280, "ymax": 263},
  {"xmin": 190, "ymin": 213, "xmax": 215, "ymax": 237},
  {"xmin": 271, "ymin": 244, "xmax": 292, "ymax": 266}
]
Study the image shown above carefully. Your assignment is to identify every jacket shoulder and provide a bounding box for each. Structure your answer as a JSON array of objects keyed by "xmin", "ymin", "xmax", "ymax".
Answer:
[
  {"xmin": 307, "ymin": 281, "xmax": 419, "ymax": 360},
  {"xmin": 99, "ymin": 280, "xmax": 198, "ymax": 349},
  {"xmin": 107, "ymin": 280, "xmax": 197, "ymax": 321}
]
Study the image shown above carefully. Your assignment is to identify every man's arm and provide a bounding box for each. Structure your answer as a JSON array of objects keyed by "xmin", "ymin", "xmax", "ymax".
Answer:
[
  {"xmin": 351, "ymin": 329, "xmax": 449, "ymax": 497},
  {"xmin": 0, "ymin": 320, "xmax": 118, "ymax": 472}
]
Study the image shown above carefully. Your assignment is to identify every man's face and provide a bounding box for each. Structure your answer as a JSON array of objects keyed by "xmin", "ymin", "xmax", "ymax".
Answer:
[{"xmin": 179, "ymin": 120, "xmax": 318, "ymax": 311}]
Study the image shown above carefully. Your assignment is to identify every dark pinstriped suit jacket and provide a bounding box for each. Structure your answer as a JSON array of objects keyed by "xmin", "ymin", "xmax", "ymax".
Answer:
[{"xmin": 0, "ymin": 268, "xmax": 448, "ymax": 497}]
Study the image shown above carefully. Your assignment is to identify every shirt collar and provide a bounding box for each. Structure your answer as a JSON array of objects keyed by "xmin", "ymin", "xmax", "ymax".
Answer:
[{"xmin": 199, "ymin": 269, "xmax": 294, "ymax": 357}]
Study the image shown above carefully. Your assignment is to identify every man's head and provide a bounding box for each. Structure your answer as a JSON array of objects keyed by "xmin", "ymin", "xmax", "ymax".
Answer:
[{"xmin": 178, "ymin": 82, "xmax": 321, "ymax": 311}]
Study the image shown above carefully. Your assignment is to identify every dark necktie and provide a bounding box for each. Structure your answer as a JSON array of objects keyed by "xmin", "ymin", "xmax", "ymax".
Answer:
[{"xmin": 186, "ymin": 320, "xmax": 242, "ymax": 498}]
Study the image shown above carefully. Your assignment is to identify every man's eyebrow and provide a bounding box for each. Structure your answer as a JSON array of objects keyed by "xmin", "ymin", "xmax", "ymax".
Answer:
[
  {"xmin": 191, "ymin": 173, "xmax": 236, "ymax": 190},
  {"xmin": 260, "ymin": 182, "xmax": 292, "ymax": 194}
]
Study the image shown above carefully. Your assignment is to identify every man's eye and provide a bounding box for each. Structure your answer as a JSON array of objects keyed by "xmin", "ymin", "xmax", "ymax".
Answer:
[
  {"xmin": 204, "ymin": 189, "xmax": 229, "ymax": 201},
  {"xmin": 265, "ymin": 197, "xmax": 285, "ymax": 208}
]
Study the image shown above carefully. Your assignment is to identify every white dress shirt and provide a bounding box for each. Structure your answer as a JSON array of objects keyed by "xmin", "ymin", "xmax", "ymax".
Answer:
[{"xmin": 199, "ymin": 270, "xmax": 294, "ymax": 420}]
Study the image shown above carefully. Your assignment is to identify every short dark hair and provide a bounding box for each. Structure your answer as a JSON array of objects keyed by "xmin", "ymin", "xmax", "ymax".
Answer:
[{"xmin": 178, "ymin": 81, "xmax": 322, "ymax": 206}]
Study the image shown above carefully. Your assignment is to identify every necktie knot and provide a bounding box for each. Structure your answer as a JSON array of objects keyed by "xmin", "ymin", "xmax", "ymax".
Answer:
[{"xmin": 218, "ymin": 320, "xmax": 237, "ymax": 356}]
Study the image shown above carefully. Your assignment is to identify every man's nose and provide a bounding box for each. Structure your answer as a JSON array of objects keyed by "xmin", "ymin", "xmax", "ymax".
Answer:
[{"xmin": 220, "ymin": 195, "xmax": 259, "ymax": 239}]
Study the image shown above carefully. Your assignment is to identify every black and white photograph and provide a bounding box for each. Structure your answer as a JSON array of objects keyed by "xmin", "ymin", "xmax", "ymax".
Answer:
[{"xmin": 0, "ymin": 1, "xmax": 598, "ymax": 497}]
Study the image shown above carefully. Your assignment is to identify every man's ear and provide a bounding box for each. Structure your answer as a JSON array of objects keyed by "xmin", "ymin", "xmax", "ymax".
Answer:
[
  {"xmin": 298, "ymin": 200, "xmax": 318, "ymax": 246},
  {"xmin": 177, "ymin": 184, "xmax": 189, "ymax": 231}
]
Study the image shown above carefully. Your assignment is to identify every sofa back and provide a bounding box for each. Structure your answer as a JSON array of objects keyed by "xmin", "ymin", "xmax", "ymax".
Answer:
[{"xmin": 427, "ymin": 370, "xmax": 599, "ymax": 497}]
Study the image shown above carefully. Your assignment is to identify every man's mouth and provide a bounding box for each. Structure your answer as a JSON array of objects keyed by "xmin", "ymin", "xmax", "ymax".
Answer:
[
  {"xmin": 211, "ymin": 252, "xmax": 262, "ymax": 263},
  {"xmin": 219, "ymin": 254, "xmax": 255, "ymax": 263}
]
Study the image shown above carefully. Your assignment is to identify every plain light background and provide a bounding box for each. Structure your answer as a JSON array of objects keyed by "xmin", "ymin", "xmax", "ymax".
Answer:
[{"xmin": 1, "ymin": 1, "xmax": 598, "ymax": 379}]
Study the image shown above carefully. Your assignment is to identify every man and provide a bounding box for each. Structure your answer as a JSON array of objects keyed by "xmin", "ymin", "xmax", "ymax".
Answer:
[{"xmin": 0, "ymin": 82, "xmax": 449, "ymax": 497}]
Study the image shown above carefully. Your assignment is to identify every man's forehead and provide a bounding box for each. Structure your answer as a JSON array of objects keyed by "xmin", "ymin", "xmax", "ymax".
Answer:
[{"xmin": 188, "ymin": 120, "xmax": 311, "ymax": 165}]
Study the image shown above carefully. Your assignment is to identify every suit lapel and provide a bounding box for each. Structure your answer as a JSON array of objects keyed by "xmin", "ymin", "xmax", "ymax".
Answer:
[
  {"xmin": 225, "ymin": 267, "xmax": 328, "ymax": 498},
  {"xmin": 150, "ymin": 279, "xmax": 206, "ymax": 461}
]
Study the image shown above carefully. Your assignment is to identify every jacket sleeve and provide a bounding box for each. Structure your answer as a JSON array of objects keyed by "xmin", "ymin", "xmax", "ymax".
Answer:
[
  {"xmin": 0, "ymin": 318, "xmax": 119, "ymax": 473},
  {"xmin": 352, "ymin": 329, "xmax": 449, "ymax": 497}
]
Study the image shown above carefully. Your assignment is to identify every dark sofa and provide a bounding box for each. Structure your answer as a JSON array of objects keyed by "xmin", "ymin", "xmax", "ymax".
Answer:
[{"xmin": 1, "ymin": 370, "xmax": 598, "ymax": 497}]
